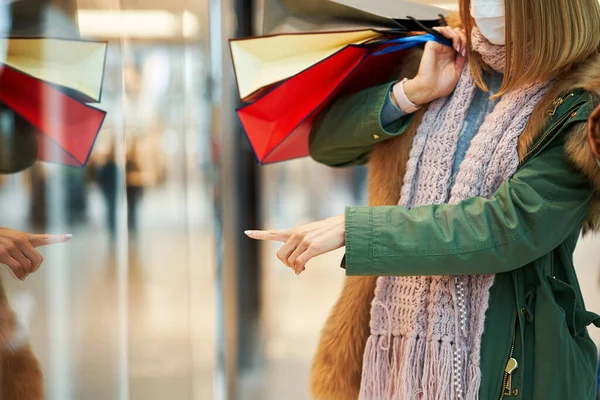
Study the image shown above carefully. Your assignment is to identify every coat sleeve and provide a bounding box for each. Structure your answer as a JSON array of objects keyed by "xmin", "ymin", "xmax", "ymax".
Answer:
[
  {"xmin": 308, "ymin": 81, "xmax": 414, "ymax": 168},
  {"xmin": 344, "ymin": 131, "xmax": 595, "ymax": 276}
]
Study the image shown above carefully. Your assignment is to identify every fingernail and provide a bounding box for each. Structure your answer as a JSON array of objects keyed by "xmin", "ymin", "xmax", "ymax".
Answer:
[
  {"xmin": 65, "ymin": 234, "xmax": 73, "ymax": 238},
  {"xmin": 457, "ymin": 45, "xmax": 461, "ymax": 53},
  {"xmin": 462, "ymin": 49, "xmax": 466, "ymax": 57},
  {"xmin": 244, "ymin": 230, "xmax": 253, "ymax": 235}
]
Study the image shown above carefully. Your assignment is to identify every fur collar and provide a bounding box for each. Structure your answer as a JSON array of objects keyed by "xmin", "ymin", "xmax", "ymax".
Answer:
[
  {"xmin": 560, "ymin": 55, "xmax": 600, "ymax": 233},
  {"xmin": 528, "ymin": 52, "xmax": 600, "ymax": 233}
]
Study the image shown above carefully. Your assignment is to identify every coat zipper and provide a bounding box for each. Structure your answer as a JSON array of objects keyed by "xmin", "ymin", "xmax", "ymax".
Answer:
[
  {"xmin": 499, "ymin": 314, "xmax": 519, "ymax": 399},
  {"xmin": 546, "ymin": 93, "xmax": 574, "ymax": 117},
  {"xmin": 520, "ymin": 94, "xmax": 584, "ymax": 164}
]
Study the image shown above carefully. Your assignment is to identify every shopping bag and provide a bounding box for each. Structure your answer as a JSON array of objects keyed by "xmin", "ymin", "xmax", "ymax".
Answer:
[
  {"xmin": 231, "ymin": 19, "xmax": 445, "ymax": 102},
  {"xmin": 2, "ymin": 37, "xmax": 107, "ymax": 102},
  {"xmin": 231, "ymin": 29, "xmax": 386, "ymax": 101},
  {"xmin": 235, "ymin": 33, "xmax": 448, "ymax": 164},
  {"xmin": 0, "ymin": 63, "xmax": 106, "ymax": 167},
  {"xmin": 261, "ymin": 0, "xmax": 447, "ymax": 34}
]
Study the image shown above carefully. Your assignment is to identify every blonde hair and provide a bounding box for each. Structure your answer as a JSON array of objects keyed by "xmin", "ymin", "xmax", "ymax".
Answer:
[{"xmin": 459, "ymin": 0, "xmax": 600, "ymax": 96}]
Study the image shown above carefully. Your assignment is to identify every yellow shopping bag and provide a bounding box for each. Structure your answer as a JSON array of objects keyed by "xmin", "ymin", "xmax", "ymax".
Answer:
[
  {"xmin": 2, "ymin": 37, "xmax": 107, "ymax": 102},
  {"xmin": 230, "ymin": 29, "xmax": 385, "ymax": 101}
]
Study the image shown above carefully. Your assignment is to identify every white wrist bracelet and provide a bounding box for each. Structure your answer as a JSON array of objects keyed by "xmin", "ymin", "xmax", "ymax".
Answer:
[{"xmin": 392, "ymin": 78, "xmax": 421, "ymax": 114}]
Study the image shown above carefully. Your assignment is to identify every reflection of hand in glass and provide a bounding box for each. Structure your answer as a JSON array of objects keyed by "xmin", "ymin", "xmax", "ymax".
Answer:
[{"xmin": 0, "ymin": 228, "xmax": 71, "ymax": 280}]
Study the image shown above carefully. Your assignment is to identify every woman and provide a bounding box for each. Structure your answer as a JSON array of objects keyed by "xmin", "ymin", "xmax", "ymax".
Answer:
[{"xmin": 247, "ymin": 0, "xmax": 600, "ymax": 399}]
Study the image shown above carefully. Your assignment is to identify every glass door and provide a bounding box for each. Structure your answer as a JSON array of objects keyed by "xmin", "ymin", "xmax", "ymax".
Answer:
[{"xmin": 0, "ymin": 0, "xmax": 216, "ymax": 399}]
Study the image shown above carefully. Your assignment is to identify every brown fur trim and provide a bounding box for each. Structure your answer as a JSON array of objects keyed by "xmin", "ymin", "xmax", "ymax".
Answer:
[
  {"xmin": 565, "ymin": 122, "xmax": 600, "ymax": 234},
  {"xmin": 310, "ymin": 276, "xmax": 377, "ymax": 400},
  {"xmin": 519, "ymin": 54, "xmax": 600, "ymax": 158},
  {"xmin": 583, "ymin": 194, "xmax": 600, "ymax": 235},
  {"xmin": 1, "ymin": 346, "xmax": 44, "ymax": 400},
  {"xmin": 565, "ymin": 123, "xmax": 600, "ymax": 191},
  {"xmin": 0, "ymin": 276, "xmax": 43, "ymax": 400}
]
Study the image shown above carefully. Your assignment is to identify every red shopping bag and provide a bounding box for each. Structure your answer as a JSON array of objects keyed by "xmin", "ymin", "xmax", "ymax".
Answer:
[
  {"xmin": 235, "ymin": 33, "xmax": 447, "ymax": 164},
  {"xmin": 0, "ymin": 63, "xmax": 106, "ymax": 167}
]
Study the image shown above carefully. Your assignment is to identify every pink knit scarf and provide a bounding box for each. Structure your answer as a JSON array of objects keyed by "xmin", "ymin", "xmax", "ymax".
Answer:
[{"xmin": 360, "ymin": 28, "xmax": 552, "ymax": 400}]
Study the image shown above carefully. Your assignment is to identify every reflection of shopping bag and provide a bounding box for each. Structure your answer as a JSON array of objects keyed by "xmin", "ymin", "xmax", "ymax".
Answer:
[
  {"xmin": 232, "ymin": 32, "xmax": 448, "ymax": 164},
  {"xmin": 0, "ymin": 64, "xmax": 106, "ymax": 167},
  {"xmin": 0, "ymin": 2, "xmax": 108, "ymax": 170},
  {"xmin": 2, "ymin": 38, "xmax": 107, "ymax": 102},
  {"xmin": 0, "ymin": 0, "xmax": 107, "ymax": 171}
]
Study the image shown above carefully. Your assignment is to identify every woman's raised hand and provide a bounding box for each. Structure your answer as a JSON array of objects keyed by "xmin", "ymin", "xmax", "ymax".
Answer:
[{"xmin": 400, "ymin": 27, "xmax": 467, "ymax": 106}]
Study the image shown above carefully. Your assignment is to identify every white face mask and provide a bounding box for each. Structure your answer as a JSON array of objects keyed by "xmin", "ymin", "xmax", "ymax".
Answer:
[{"xmin": 471, "ymin": 0, "xmax": 506, "ymax": 45}]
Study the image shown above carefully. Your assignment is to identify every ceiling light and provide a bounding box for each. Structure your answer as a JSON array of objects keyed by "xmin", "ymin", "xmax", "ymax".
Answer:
[{"xmin": 77, "ymin": 10, "xmax": 200, "ymax": 39}]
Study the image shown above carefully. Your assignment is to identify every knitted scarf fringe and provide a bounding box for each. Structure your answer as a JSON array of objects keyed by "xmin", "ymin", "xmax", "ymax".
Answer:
[{"xmin": 360, "ymin": 335, "xmax": 463, "ymax": 400}]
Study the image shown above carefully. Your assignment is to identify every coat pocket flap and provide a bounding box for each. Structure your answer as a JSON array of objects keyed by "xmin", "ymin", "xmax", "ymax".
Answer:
[
  {"xmin": 574, "ymin": 309, "xmax": 600, "ymax": 335},
  {"xmin": 547, "ymin": 276, "xmax": 599, "ymax": 336}
]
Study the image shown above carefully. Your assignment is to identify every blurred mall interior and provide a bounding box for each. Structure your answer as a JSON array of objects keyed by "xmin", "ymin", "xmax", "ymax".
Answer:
[{"xmin": 0, "ymin": 0, "xmax": 598, "ymax": 399}]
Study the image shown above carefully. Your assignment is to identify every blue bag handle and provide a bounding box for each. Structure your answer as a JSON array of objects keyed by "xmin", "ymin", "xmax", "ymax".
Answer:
[{"xmin": 373, "ymin": 33, "xmax": 452, "ymax": 56}]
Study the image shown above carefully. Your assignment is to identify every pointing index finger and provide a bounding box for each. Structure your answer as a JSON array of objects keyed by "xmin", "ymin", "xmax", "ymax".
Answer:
[{"xmin": 245, "ymin": 230, "xmax": 290, "ymax": 242}]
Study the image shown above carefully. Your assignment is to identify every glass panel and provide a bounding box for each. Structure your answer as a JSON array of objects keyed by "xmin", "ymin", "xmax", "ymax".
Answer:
[
  {"xmin": 255, "ymin": 159, "xmax": 364, "ymax": 400},
  {"xmin": 0, "ymin": 1, "xmax": 215, "ymax": 399}
]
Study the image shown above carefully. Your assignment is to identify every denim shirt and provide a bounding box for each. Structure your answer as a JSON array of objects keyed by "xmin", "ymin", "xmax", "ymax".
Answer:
[{"xmin": 381, "ymin": 73, "xmax": 504, "ymax": 184}]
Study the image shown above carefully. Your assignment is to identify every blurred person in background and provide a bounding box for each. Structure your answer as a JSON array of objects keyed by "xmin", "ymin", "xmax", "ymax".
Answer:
[
  {"xmin": 94, "ymin": 141, "xmax": 121, "ymax": 237},
  {"xmin": 125, "ymin": 135, "xmax": 166, "ymax": 234},
  {"xmin": 28, "ymin": 163, "xmax": 47, "ymax": 230},
  {"xmin": 249, "ymin": 1, "xmax": 600, "ymax": 399},
  {"xmin": 125, "ymin": 138, "xmax": 144, "ymax": 234},
  {"xmin": 350, "ymin": 165, "xmax": 368, "ymax": 205},
  {"xmin": 64, "ymin": 165, "xmax": 89, "ymax": 226}
]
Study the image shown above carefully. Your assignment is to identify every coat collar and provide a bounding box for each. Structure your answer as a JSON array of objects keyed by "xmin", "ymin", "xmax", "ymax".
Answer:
[{"xmin": 546, "ymin": 54, "xmax": 600, "ymax": 233}]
